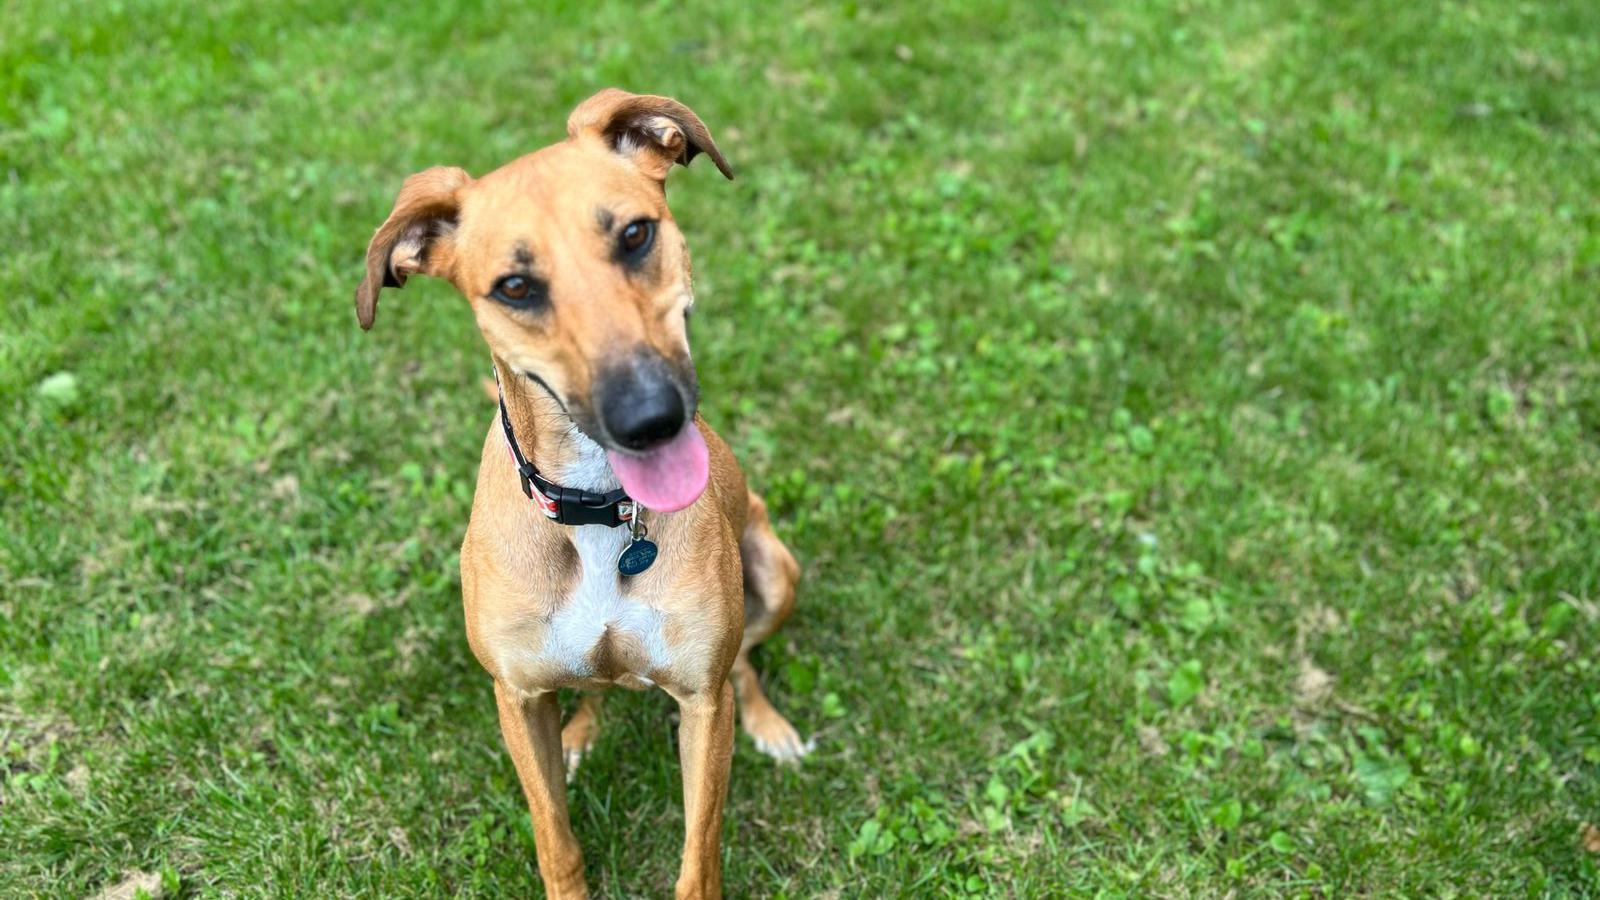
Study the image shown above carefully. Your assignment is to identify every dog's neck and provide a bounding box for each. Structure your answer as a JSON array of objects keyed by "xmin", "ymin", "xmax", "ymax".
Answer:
[{"xmin": 491, "ymin": 357, "xmax": 620, "ymax": 495}]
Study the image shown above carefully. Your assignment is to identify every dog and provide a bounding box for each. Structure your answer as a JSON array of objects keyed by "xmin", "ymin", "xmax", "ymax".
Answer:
[{"xmin": 353, "ymin": 89, "xmax": 806, "ymax": 899}]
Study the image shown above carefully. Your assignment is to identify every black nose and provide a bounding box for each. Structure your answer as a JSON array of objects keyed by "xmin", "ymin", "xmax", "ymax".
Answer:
[{"xmin": 597, "ymin": 354, "xmax": 688, "ymax": 451}]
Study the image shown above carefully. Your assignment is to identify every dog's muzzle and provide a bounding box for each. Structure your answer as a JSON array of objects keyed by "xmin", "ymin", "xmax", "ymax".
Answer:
[{"xmin": 597, "ymin": 351, "xmax": 694, "ymax": 452}]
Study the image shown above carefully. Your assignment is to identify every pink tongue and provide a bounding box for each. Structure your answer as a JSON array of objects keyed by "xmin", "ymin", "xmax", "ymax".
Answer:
[{"xmin": 607, "ymin": 424, "xmax": 710, "ymax": 513}]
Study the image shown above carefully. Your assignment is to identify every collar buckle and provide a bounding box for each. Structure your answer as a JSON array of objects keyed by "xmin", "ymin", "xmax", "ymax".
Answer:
[{"xmin": 543, "ymin": 482, "xmax": 628, "ymax": 527}]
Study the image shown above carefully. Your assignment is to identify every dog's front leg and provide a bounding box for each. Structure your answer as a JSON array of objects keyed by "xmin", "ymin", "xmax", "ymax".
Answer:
[
  {"xmin": 494, "ymin": 682, "xmax": 588, "ymax": 899},
  {"xmin": 672, "ymin": 679, "xmax": 736, "ymax": 900}
]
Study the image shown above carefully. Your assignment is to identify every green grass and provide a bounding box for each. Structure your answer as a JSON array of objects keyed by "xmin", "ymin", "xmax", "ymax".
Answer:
[{"xmin": 3, "ymin": 0, "xmax": 1599, "ymax": 896}]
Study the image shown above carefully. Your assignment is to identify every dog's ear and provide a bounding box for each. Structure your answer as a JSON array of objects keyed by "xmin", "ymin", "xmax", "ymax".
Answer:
[
  {"xmin": 354, "ymin": 165, "xmax": 473, "ymax": 330},
  {"xmin": 567, "ymin": 88, "xmax": 734, "ymax": 182}
]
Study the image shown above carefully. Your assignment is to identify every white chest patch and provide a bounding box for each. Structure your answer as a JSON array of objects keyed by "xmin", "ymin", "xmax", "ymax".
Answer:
[
  {"xmin": 540, "ymin": 525, "xmax": 670, "ymax": 679},
  {"xmin": 522, "ymin": 425, "xmax": 670, "ymax": 682}
]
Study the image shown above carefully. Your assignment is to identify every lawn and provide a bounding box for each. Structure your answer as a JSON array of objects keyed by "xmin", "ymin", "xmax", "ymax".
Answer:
[{"xmin": 3, "ymin": 0, "xmax": 1599, "ymax": 896}]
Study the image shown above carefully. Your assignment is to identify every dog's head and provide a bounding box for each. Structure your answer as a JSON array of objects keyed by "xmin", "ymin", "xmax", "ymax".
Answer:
[{"xmin": 355, "ymin": 89, "xmax": 733, "ymax": 510}]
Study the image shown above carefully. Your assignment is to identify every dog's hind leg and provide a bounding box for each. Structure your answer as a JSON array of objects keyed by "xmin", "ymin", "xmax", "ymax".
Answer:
[
  {"xmin": 733, "ymin": 491, "xmax": 812, "ymax": 762},
  {"xmin": 561, "ymin": 692, "xmax": 603, "ymax": 782}
]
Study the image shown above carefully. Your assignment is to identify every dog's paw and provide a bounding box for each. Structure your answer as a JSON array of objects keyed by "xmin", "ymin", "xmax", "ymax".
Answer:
[
  {"xmin": 563, "ymin": 745, "xmax": 586, "ymax": 783},
  {"xmin": 561, "ymin": 712, "xmax": 600, "ymax": 783},
  {"xmin": 745, "ymin": 713, "xmax": 814, "ymax": 764}
]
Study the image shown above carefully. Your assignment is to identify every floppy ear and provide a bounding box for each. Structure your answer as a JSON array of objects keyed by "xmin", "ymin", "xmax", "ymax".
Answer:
[
  {"xmin": 566, "ymin": 88, "xmax": 734, "ymax": 182},
  {"xmin": 354, "ymin": 165, "xmax": 472, "ymax": 330}
]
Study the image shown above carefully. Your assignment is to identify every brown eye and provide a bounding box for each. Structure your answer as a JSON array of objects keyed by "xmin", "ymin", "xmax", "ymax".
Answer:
[
  {"xmin": 619, "ymin": 219, "xmax": 655, "ymax": 257},
  {"xmin": 490, "ymin": 274, "xmax": 545, "ymax": 308},
  {"xmin": 499, "ymin": 276, "xmax": 529, "ymax": 299}
]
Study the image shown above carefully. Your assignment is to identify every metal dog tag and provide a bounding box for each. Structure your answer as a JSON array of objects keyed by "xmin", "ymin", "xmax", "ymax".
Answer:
[
  {"xmin": 618, "ymin": 510, "xmax": 657, "ymax": 576},
  {"xmin": 617, "ymin": 537, "xmax": 658, "ymax": 576}
]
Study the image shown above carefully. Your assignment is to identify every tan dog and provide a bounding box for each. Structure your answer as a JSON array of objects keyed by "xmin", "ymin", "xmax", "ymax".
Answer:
[{"xmin": 354, "ymin": 89, "xmax": 807, "ymax": 899}]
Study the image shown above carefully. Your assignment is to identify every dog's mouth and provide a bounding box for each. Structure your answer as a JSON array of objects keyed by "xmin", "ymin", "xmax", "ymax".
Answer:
[
  {"xmin": 604, "ymin": 424, "xmax": 710, "ymax": 513},
  {"xmin": 519, "ymin": 369, "xmax": 709, "ymax": 512}
]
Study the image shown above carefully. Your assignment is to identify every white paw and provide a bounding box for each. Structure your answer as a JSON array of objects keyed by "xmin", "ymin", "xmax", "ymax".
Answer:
[
  {"xmin": 750, "ymin": 725, "xmax": 815, "ymax": 764},
  {"xmin": 563, "ymin": 747, "xmax": 585, "ymax": 783}
]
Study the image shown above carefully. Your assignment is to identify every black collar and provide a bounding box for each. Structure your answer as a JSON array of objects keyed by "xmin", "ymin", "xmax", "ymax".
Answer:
[{"xmin": 496, "ymin": 382, "xmax": 636, "ymax": 528}]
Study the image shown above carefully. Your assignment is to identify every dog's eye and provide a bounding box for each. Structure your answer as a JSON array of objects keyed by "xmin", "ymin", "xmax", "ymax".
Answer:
[
  {"xmin": 490, "ymin": 274, "xmax": 546, "ymax": 309},
  {"xmin": 498, "ymin": 276, "xmax": 531, "ymax": 300},
  {"xmin": 619, "ymin": 219, "xmax": 656, "ymax": 257}
]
